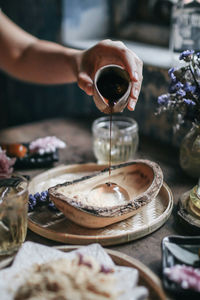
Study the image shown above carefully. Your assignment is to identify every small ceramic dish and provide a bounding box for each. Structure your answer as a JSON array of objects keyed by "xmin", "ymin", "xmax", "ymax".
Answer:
[
  {"xmin": 48, "ymin": 159, "xmax": 163, "ymax": 228},
  {"xmin": 1, "ymin": 143, "xmax": 59, "ymax": 169},
  {"xmin": 162, "ymin": 235, "xmax": 200, "ymax": 299}
]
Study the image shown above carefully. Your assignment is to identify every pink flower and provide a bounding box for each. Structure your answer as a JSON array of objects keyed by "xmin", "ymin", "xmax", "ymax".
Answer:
[
  {"xmin": 164, "ymin": 264, "xmax": 200, "ymax": 292},
  {"xmin": 29, "ymin": 136, "xmax": 66, "ymax": 155},
  {"xmin": 0, "ymin": 147, "xmax": 16, "ymax": 178}
]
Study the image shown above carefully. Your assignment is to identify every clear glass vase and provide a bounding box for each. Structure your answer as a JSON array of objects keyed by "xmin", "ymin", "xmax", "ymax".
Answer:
[{"xmin": 180, "ymin": 124, "xmax": 200, "ymax": 178}]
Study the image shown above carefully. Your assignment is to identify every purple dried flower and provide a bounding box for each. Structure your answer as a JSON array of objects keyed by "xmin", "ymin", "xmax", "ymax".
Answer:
[
  {"xmin": 176, "ymin": 89, "xmax": 186, "ymax": 97},
  {"xmin": 157, "ymin": 50, "xmax": 200, "ymax": 127},
  {"xmin": 179, "ymin": 50, "xmax": 194, "ymax": 61},
  {"xmin": 183, "ymin": 98, "xmax": 196, "ymax": 106},
  {"xmin": 28, "ymin": 190, "xmax": 58, "ymax": 212},
  {"xmin": 184, "ymin": 82, "xmax": 196, "ymax": 94},
  {"xmin": 169, "ymin": 82, "xmax": 184, "ymax": 93},
  {"xmin": 34, "ymin": 192, "xmax": 41, "ymax": 200},
  {"xmin": 169, "ymin": 83, "xmax": 177, "ymax": 93},
  {"xmin": 174, "ymin": 82, "xmax": 184, "ymax": 90},
  {"xmin": 168, "ymin": 68, "xmax": 177, "ymax": 82},
  {"xmin": 48, "ymin": 201, "xmax": 58, "ymax": 211},
  {"xmin": 158, "ymin": 94, "xmax": 169, "ymax": 105},
  {"xmin": 29, "ymin": 195, "xmax": 37, "ymax": 206}
]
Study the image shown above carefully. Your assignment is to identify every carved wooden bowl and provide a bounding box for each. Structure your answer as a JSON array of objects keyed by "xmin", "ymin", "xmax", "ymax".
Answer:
[{"xmin": 49, "ymin": 160, "xmax": 163, "ymax": 228}]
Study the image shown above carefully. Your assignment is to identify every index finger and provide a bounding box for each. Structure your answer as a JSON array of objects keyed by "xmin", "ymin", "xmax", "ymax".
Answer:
[{"xmin": 118, "ymin": 48, "xmax": 143, "ymax": 83}]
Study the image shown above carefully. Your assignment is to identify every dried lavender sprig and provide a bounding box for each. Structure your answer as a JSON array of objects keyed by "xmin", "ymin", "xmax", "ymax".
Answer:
[
  {"xmin": 179, "ymin": 50, "xmax": 194, "ymax": 62},
  {"xmin": 28, "ymin": 190, "xmax": 59, "ymax": 212},
  {"xmin": 189, "ymin": 63, "xmax": 200, "ymax": 95},
  {"xmin": 156, "ymin": 50, "xmax": 200, "ymax": 127}
]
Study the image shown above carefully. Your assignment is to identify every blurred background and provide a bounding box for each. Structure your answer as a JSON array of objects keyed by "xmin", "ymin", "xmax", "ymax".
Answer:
[{"xmin": 0, "ymin": 0, "xmax": 180, "ymax": 145}]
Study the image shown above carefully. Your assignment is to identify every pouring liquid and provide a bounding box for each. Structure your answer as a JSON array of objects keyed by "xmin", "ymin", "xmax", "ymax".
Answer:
[
  {"xmin": 96, "ymin": 67, "xmax": 128, "ymax": 174},
  {"xmin": 93, "ymin": 70, "xmax": 130, "ymax": 202},
  {"xmin": 89, "ymin": 182, "xmax": 129, "ymax": 205}
]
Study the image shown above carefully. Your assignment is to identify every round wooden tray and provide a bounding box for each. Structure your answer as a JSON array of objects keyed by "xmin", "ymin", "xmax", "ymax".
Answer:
[
  {"xmin": 56, "ymin": 245, "xmax": 166, "ymax": 300},
  {"xmin": 28, "ymin": 163, "xmax": 173, "ymax": 246}
]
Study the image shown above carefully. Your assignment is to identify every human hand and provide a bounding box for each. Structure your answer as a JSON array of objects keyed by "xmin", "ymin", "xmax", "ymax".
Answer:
[{"xmin": 77, "ymin": 39, "xmax": 143, "ymax": 111}]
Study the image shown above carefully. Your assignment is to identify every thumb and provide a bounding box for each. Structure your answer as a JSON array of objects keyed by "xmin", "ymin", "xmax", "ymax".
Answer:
[{"xmin": 77, "ymin": 72, "xmax": 94, "ymax": 95}]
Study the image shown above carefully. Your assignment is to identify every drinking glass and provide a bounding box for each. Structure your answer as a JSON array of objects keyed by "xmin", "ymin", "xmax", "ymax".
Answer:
[
  {"xmin": 0, "ymin": 174, "xmax": 29, "ymax": 255},
  {"xmin": 92, "ymin": 116, "xmax": 139, "ymax": 164}
]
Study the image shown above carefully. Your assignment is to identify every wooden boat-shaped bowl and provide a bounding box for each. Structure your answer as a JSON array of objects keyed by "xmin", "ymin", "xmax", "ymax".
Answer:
[{"xmin": 49, "ymin": 160, "xmax": 163, "ymax": 228}]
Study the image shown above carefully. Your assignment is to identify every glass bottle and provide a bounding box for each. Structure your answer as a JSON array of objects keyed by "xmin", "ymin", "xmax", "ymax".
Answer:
[
  {"xmin": 179, "ymin": 124, "xmax": 200, "ymax": 178},
  {"xmin": 170, "ymin": 0, "xmax": 200, "ymax": 65}
]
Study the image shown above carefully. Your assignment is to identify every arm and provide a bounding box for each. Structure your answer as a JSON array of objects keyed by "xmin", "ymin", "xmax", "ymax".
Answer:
[
  {"xmin": 0, "ymin": 11, "xmax": 80, "ymax": 84},
  {"xmin": 0, "ymin": 11, "xmax": 143, "ymax": 110}
]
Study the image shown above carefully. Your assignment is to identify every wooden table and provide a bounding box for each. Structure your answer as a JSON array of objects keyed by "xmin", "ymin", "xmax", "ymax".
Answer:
[{"xmin": 0, "ymin": 118, "xmax": 197, "ymax": 298}]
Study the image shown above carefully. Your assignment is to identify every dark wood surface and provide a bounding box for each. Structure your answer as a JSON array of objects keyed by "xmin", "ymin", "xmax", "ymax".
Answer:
[{"xmin": 0, "ymin": 118, "xmax": 197, "ymax": 299}]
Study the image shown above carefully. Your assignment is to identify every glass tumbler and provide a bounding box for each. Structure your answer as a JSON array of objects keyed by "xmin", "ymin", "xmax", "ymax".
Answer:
[
  {"xmin": 92, "ymin": 116, "xmax": 139, "ymax": 164},
  {"xmin": 0, "ymin": 174, "xmax": 29, "ymax": 255}
]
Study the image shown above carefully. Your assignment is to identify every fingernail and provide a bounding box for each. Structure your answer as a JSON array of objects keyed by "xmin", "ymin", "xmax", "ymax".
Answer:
[
  {"xmin": 133, "ymin": 88, "xmax": 139, "ymax": 98},
  {"xmin": 86, "ymin": 83, "xmax": 93, "ymax": 95},
  {"xmin": 134, "ymin": 72, "xmax": 139, "ymax": 81},
  {"xmin": 87, "ymin": 83, "xmax": 93, "ymax": 89},
  {"xmin": 129, "ymin": 99, "xmax": 136, "ymax": 110}
]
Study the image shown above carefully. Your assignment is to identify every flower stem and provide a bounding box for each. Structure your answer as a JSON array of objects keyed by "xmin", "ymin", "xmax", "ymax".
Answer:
[{"xmin": 189, "ymin": 63, "xmax": 200, "ymax": 94}]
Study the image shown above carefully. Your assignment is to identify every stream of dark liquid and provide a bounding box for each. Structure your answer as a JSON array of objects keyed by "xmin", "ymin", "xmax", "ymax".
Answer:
[
  {"xmin": 109, "ymin": 107, "xmax": 113, "ymax": 176},
  {"xmin": 92, "ymin": 69, "xmax": 130, "ymax": 201}
]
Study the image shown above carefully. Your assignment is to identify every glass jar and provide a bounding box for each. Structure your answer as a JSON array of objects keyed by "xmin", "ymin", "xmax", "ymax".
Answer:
[
  {"xmin": 0, "ymin": 174, "xmax": 29, "ymax": 255},
  {"xmin": 179, "ymin": 124, "xmax": 200, "ymax": 178},
  {"xmin": 189, "ymin": 184, "xmax": 200, "ymax": 216},
  {"xmin": 92, "ymin": 116, "xmax": 139, "ymax": 164}
]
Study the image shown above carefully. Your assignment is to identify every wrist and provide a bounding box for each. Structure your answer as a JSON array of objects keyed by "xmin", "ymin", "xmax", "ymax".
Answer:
[{"xmin": 71, "ymin": 49, "xmax": 83, "ymax": 82}]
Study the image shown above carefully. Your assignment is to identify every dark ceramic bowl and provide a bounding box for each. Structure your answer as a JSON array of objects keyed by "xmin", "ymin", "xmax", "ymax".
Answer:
[{"xmin": 162, "ymin": 235, "xmax": 200, "ymax": 299}]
